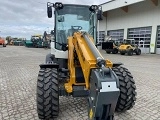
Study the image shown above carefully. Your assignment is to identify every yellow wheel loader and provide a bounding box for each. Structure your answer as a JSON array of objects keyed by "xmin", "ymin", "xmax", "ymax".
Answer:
[
  {"xmin": 36, "ymin": 2, "xmax": 137, "ymax": 120},
  {"xmin": 118, "ymin": 39, "xmax": 141, "ymax": 56}
]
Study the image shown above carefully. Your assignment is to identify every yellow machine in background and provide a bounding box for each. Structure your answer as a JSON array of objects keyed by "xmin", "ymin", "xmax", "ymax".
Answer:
[
  {"xmin": 119, "ymin": 39, "xmax": 141, "ymax": 55},
  {"xmin": 36, "ymin": 2, "xmax": 137, "ymax": 120}
]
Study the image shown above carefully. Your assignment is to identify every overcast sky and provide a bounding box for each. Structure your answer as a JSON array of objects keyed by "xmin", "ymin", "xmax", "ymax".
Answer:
[{"xmin": 0, "ymin": 0, "xmax": 109, "ymax": 39}]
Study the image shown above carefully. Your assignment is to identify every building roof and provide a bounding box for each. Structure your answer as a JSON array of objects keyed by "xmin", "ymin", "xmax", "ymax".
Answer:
[{"xmin": 100, "ymin": 0, "xmax": 145, "ymax": 12}]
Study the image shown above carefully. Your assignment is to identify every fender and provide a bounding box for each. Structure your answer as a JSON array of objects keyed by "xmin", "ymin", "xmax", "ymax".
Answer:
[
  {"xmin": 112, "ymin": 62, "xmax": 123, "ymax": 67},
  {"xmin": 39, "ymin": 63, "xmax": 59, "ymax": 68}
]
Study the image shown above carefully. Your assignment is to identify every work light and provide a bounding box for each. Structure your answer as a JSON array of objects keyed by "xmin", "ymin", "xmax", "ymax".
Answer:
[{"xmin": 55, "ymin": 2, "xmax": 63, "ymax": 9}]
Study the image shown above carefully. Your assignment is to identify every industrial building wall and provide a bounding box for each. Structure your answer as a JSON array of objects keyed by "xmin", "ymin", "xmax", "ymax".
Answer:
[
  {"xmin": 100, "ymin": 0, "xmax": 160, "ymax": 54},
  {"xmin": 99, "ymin": 16, "xmax": 107, "ymax": 32}
]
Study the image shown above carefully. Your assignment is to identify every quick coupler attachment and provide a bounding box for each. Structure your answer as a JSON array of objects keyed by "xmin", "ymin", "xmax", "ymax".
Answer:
[{"xmin": 88, "ymin": 68, "xmax": 120, "ymax": 120}]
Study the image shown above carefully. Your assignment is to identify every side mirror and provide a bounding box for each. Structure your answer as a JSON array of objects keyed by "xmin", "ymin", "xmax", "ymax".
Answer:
[
  {"xmin": 97, "ymin": 9, "xmax": 103, "ymax": 20},
  {"xmin": 47, "ymin": 6, "xmax": 52, "ymax": 18}
]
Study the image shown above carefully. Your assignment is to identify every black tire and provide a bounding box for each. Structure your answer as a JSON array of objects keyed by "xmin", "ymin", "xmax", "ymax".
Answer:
[
  {"xmin": 106, "ymin": 51, "xmax": 111, "ymax": 54},
  {"xmin": 136, "ymin": 49, "xmax": 141, "ymax": 55},
  {"xmin": 3, "ymin": 44, "xmax": 6, "ymax": 47},
  {"xmin": 120, "ymin": 52, "xmax": 125, "ymax": 55},
  {"xmin": 112, "ymin": 66, "xmax": 136, "ymax": 112},
  {"xmin": 37, "ymin": 68, "xmax": 59, "ymax": 119},
  {"xmin": 112, "ymin": 48, "xmax": 118, "ymax": 54},
  {"xmin": 127, "ymin": 49, "xmax": 133, "ymax": 56}
]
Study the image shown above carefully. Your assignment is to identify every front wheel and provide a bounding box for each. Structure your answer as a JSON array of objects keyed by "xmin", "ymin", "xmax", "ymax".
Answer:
[
  {"xmin": 106, "ymin": 50, "xmax": 111, "ymax": 54},
  {"xmin": 112, "ymin": 66, "xmax": 137, "ymax": 112},
  {"xmin": 37, "ymin": 68, "xmax": 59, "ymax": 119},
  {"xmin": 120, "ymin": 52, "xmax": 125, "ymax": 55}
]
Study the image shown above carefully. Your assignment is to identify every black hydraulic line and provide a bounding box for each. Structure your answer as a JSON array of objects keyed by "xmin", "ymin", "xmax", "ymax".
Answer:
[{"xmin": 82, "ymin": 32, "xmax": 106, "ymax": 67}]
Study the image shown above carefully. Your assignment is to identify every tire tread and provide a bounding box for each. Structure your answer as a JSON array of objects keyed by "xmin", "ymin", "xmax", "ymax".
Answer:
[
  {"xmin": 37, "ymin": 68, "xmax": 59, "ymax": 119},
  {"xmin": 112, "ymin": 66, "xmax": 136, "ymax": 112}
]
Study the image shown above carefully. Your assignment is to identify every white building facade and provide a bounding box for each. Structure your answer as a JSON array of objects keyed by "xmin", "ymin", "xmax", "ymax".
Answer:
[{"xmin": 99, "ymin": 0, "xmax": 160, "ymax": 54}]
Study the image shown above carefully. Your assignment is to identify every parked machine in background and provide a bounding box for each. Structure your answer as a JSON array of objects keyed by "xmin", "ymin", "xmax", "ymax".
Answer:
[
  {"xmin": 36, "ymin": 2, "xmax": 137, "ymax": 120},
  {"xmin": 30, "ymin": 35, "xmax": 43, "ymax": 48},
  {"xmin": 43, "ymin": 31, "xmax": 51, "ymax": 49},
  {"xmin": 24, "ymin": 39, "xmax": 33, "ymax": 47},
  {"xmin": 119, "ymin": 39, "xmax": 141, "ymax": 56},
  {"xmin": 102, "ymin": 37, "xmax": 141, "ymax": 56},
  {"xmin": 25, "ymin": 33, "xmax": 51, "ymax": 48},
  {"xmin": 102, "ymin": 36, "xmax": 122, "ymax": 54},
  {"xmin": 0, "ymin": 37, "xmax": 7, "ymax": 47},
  {"xmin": 13, "ymin": 39, "xmax": 25, "ymax": 46}
]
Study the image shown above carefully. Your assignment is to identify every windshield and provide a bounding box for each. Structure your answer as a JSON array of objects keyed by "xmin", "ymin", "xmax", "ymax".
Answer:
[{"xmin": 55, "ymin": 5, "xmax": 95, "ymax": 50}]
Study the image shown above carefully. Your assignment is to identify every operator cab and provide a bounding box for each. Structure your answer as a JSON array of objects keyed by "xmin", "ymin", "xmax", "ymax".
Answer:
[
  {"xmin": 47, "ymin": 2, "xmax": 103, "ymax": 58},
  {"xmin": 123, "ymin": 39, "xmax": 135, "ymax": 45}
]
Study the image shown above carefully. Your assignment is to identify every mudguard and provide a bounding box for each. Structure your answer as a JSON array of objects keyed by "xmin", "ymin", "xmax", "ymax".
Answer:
[{"xmin": 39, "ymin": 63, "xmax": 59, "ymax": 68}]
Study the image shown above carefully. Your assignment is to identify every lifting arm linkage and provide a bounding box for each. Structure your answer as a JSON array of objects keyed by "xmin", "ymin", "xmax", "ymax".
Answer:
[
  {"xmin": 73, "ymin": 32, "xmax": 120, "ymax": 120},
  {"xmin": 72, "ymin": 31, "xmax": 105, "ymax": 89}
]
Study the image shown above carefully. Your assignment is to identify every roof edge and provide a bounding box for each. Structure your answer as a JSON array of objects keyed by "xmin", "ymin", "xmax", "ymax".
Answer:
[{"xmin": 99, "ymin": 0, "xmax": 116, "ymax": 6}]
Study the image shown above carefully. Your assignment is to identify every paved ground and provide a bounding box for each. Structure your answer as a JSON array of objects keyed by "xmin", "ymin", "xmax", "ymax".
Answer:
[{"xmin": 0, "ymin": 46, "xmax": 160, "ymax": 120}]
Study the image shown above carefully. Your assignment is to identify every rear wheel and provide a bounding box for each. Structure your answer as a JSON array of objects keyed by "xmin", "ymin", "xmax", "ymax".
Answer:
[
  {"xmin": 37, "ymin": 68, "xmax": 59, "ymax": 119},
  {"xmin": 112, "ymin": 66, "xmax": 136, "ymax": 112},
  {"xmin": 127, "ymin": 49, "xmax": 133, "ymax": 56},
  {"xmin": 136, "ymin": 49, "xmax": 141, "ymax": 55}
]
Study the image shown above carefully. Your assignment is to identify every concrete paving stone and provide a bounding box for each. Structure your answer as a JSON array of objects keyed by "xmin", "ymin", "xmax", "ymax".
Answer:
[
  {"xmin": 8, "ymin": 118, "xmax": 15, "ymax": 120},
  {"xmin": 0, "ymin": 46, "xmax": 160, "ymax": 120}
]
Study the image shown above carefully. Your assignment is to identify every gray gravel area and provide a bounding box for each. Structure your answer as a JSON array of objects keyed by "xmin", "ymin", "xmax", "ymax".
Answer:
[{"xmin": 0, "ymin": 46, "xmax": 160, "ymax": 120}]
